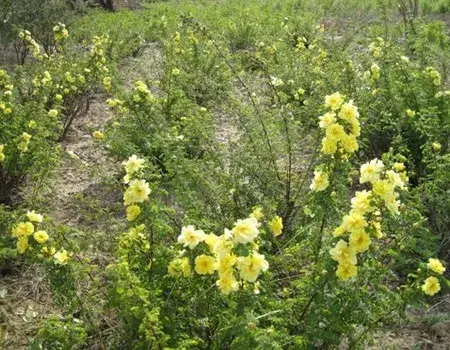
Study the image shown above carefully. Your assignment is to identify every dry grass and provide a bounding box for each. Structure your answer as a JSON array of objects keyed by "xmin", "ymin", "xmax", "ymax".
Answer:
[{"xmin": 0, "ymin": 264, "xmax": 59, "ymax": 349}]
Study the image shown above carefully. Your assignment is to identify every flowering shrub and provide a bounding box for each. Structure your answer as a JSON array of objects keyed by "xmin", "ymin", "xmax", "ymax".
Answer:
[
  {"xmin": 0, "ymin": 26, "xmax": 111, "ymax": 205},
  {"xmin": 2, "ymin": 1, "xmax": 449, "ymax": 348}
]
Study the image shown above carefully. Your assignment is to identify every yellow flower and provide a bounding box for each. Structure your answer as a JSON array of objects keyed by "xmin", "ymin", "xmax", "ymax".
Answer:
[
  {"xmin": 172, "ymin": 68, "xmax": 180, "ymax": 76},
  {"xmin": 34, "ymin": 230, "xmax": 49, "ymax": 244},
  {"xmin": 384, "ymin": 194, "xmax": 400, "ymax": 215},
  {"xmin": 194, "ymin": 255, "xmax": 217, "ymax": 275},
  {"xmin": 18, "ymin": 141, "xmax": 29, "ymax": 152},
  {"xmin": 371, "ymin": 221, "xmax": 383, "ymax": 239},
  {"xmin": 426, "ymin": 67, "xmax": 441, "ymax": 86},
  {"xmin": 123, "ymin": 179, "xmax": 151, "ymax": 205},
  {"xmin": 249, "ymin": 206, "xmax": 264, "ymax": 221},
  {"xmin": 372, "ymin": 180, "xmax": 394, "ymax": 200},
  {"xmin": 126, "ymin": 205, "xmax": 141, "ymax": 221},
  {"xmin": 393, "ymin": 162, "xmax": 405, "ymax": 172},
  {"xmin": 319, "ymin": 112, "xmax": 336, "ymax": 129},
  {"xmin": 92, "ymin": 130, "xmax": 105, "ymax": 140},
  {"xmin": 338, "ymin": 101, "xmax": 359, "ymax": 121},
  {"xmin": 26, "ymin": 210, "xmax": 43, "ymax": 223},
  {"xmin": 28, "ymin": 120, "xmax": 37, "ymax": 129},
  {"xmin": 54, "ymin": 249, "xmax": 69, "ymax": 265},
  {"xmin": 232, "ymin": 218, "xmax": 259, "ymax": 244},
  {"xmin": 333, "ymin": 225, "xmax": 346, "ymax": 237},
  {"xmin": 103, "ymin": 76, "xmax": 112, "ymax": 90},
  {"xmin": 236, "ymin": 251, "xmax": 269, "ymax": 282},
  {"xmin": 21, "ymin": 132, "xmax": 32, "ymax": 142},
  {"xmin": 204, "ymin": 233, "xmax": 219, "ymax": 253},
  {"xmin": 12, "ymin": 222, "xmax": 34, "ymax": 238},
  {"xmin": 373, "ymin": 48, "xmax": 381, "ymax": 58},
  {"xmin": 400, "ymin": 56, "xmax": 410, "ymax": 63},
  {"xmin": 432, "ymin": 142, "xmax": 441, "ymax": 151},
  {"xmin": 329, "ymin": 240, "xmax": 357, "ymax": 265},
  {"xmin": 350, "ymin": 118, "xmax": 361, "ymax": 136},
  {"xmin": 370, "ymin": 63, "xmax": 380, "ymax": 80},
  {"xmin": 168, "ymin": 257, "xmax": 191, "ymax": 277},
  {"xmin": 269, "ymin": 216, "xmax": 283, "ymax": 237},
  {"xmin": 360, "ymin": 158, "xmax": 384, "ymax": 184},
  {"xmin": 48, "ymin": 109, "xmax": 58, "ymax": 118},
  {"xmin": 177, "ymin": 225, "xmax": 205, "ymax": 249},
  {"xmin": 342, "ymin": 212, "xmax": 368, "ymax": 233},
  {"xmin": 122, "ymin": 155, "xmax": 145, "ymax": 175},
  {"xmin": 216, "ymin": 272, "xmax": 239, "ymax": 295},
  {"xmin": 349, "ymin": 231, "xmax": 371, "ymax": 253},
  {"xmin": 218, "ymin": 253, "xmax": 237, "ymax": 276},
  {"xmin": 0, "ymin": 144, "xmax": 4, "ymax": 162},
  {"xmin": 386, "ymin": 170, "xmax": 405, "ymax": 189},
  {"xmin": 340, "ymin": 133, "xmax": 359, "ymax": 154},
  {"xmin": 336, "ymin": 262, "xmax": 357, "ymax": 281},
  {"xmin": 350, "ymin": 190, "xmax": 373, "ymax": 215},
  {"xmin": 325, "ymin": 92, "xmax": 344, "ymax": 111},
  {"xmin": 406, "ymin": 109, "xmax": 415, "ymax": 118},
  {"xmin": 325, "ymin": 123, "xmax": 345, "ymax": 142},
  {"xmin": 213, "ymin": 230, "xmax": 234, "ymax": 257},
  {"xmin": 321, "ymin": 137, "xmax": 338, "ymax": 155},
  {"xmin": 427, "ymin": 258, "xmax": 446, "ymax": 275},
  {"xmin": 17, "ymin": 237, "xmax": 29, "ymax": 254},
  {"xmin": 310, "ymin": 171, "xmax": 329, "ymax": 192},
  {"xmin": 41, "ymin": 246, "xmax": 56, "ymax": 257},
  {"xmin": 421, "ymin": 276, "xmax": 440, "ymax": 296}
]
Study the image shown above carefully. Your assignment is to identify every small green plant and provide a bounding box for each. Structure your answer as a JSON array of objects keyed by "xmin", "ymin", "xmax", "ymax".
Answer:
[{"xmin": 30, "ymin": 316, "xmax": 87, "ymax": 350}]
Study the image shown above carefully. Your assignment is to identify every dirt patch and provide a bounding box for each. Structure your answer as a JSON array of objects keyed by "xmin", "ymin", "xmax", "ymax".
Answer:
[
  {"xmin": 368, "ymin": 298, "xmax": 450, "ymax": 349},
  {"xmin": 49, "ymin": 94, "xmax": 121, "ymax": 227},
  {"xmin": 0, "ymin": 265, "xmax": 58, "ymax": 348}
]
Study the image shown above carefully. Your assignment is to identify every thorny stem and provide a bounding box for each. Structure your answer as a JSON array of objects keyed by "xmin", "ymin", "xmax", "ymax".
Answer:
[{"xmin": 266, "ymin": 78, "xmax": 294, "ymax": 218}]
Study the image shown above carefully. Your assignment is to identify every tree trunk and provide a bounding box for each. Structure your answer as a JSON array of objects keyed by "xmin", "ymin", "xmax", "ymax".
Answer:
[{"xmin": 98, "ymin": 0, "xmax": 114, "ymax": 11}]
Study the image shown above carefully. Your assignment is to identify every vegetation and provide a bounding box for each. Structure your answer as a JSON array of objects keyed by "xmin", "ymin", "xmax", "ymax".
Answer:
[{"xmin": 1, "ymin": 0, "xmax": 449, "ymax": 348}]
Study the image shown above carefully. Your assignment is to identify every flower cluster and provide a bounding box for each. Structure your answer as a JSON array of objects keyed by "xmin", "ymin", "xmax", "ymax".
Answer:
[
  {"xmin": 90, "ymin": 35, "xmax": 110, "ymax": 70},
  {"xmin": 92, "ymin": 130, "xmax": 105, "ymax": 140},
  {"xmin": 169, "ymin": 211, "xmax": 270, "ymax": 295},
  {"xmin": 17, "ymin": 132, "xmax": 32, "ymax": 153},
  {"xmin": 421, "ymin": 258, "xmax": 446, "ymax": 296},
  {"xmin": 310, "ymin": 93, "xmax": 361, "ymax": 193},
  {"xmin": 310, "ymin": 170, "xmax": 329, "ymax": 192},
  {"xmin": 122, "ymin": 155, "xmax": 150, "ymax": 219},
  {"xmin": 425, "ymin": 67, "xmax": 441, "ymax": 86},
  {"xmin": 86, "ymin": 35, "xmax": 112, "ymax": 91},
  {"xmin": 10, "ymin": 211, "xmax": 69, "ymax": 264},
  {"xmin": 320, "ymin": 92, "xmax": 360, "ymax": 157},
  {"xmin": 0, "ymin": 144, "xmax": 5, "ymax": 162},
  {"xmin": 269, "ymin": 215, "xmax": 283, "ymax": 237},
  {"xmin": 19, "ymin": 30, "xmax": 42, "ymax": 59},
  {"xmin": 368, "ymin": 37, "xmax": 384, "ymax": 58},
  {"xmin": 329, "ymin": 158, "xmax": 408, "ymax": 280},
  {"xmin": 131, "ymin": 80, "xmax": 154, "ymax": 105},
  {"xmin": 0, "ymin": 70, "xmax": 13, "ymax": 117},
  {"xmin": 53, "ymin": 23, "xmax": 69, "ymax": 42},
  {"xmin": 364, "ymin": 63, "xmax": 380, "ymax": 82}
]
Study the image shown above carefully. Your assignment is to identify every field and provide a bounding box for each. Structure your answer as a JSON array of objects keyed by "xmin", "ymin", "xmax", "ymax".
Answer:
[{"xmin": 0, "ymin": 0, "xmax": 449, "ymax": 348}]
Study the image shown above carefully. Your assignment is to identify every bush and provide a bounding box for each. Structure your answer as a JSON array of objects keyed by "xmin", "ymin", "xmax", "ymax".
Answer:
[
  {"xmin": 2, "ymin": 0, "xmax": 449, "ymax": 348},
  {"xmin": 0, "ymin": 26, "xmax": 112, "ymax": 204}
]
